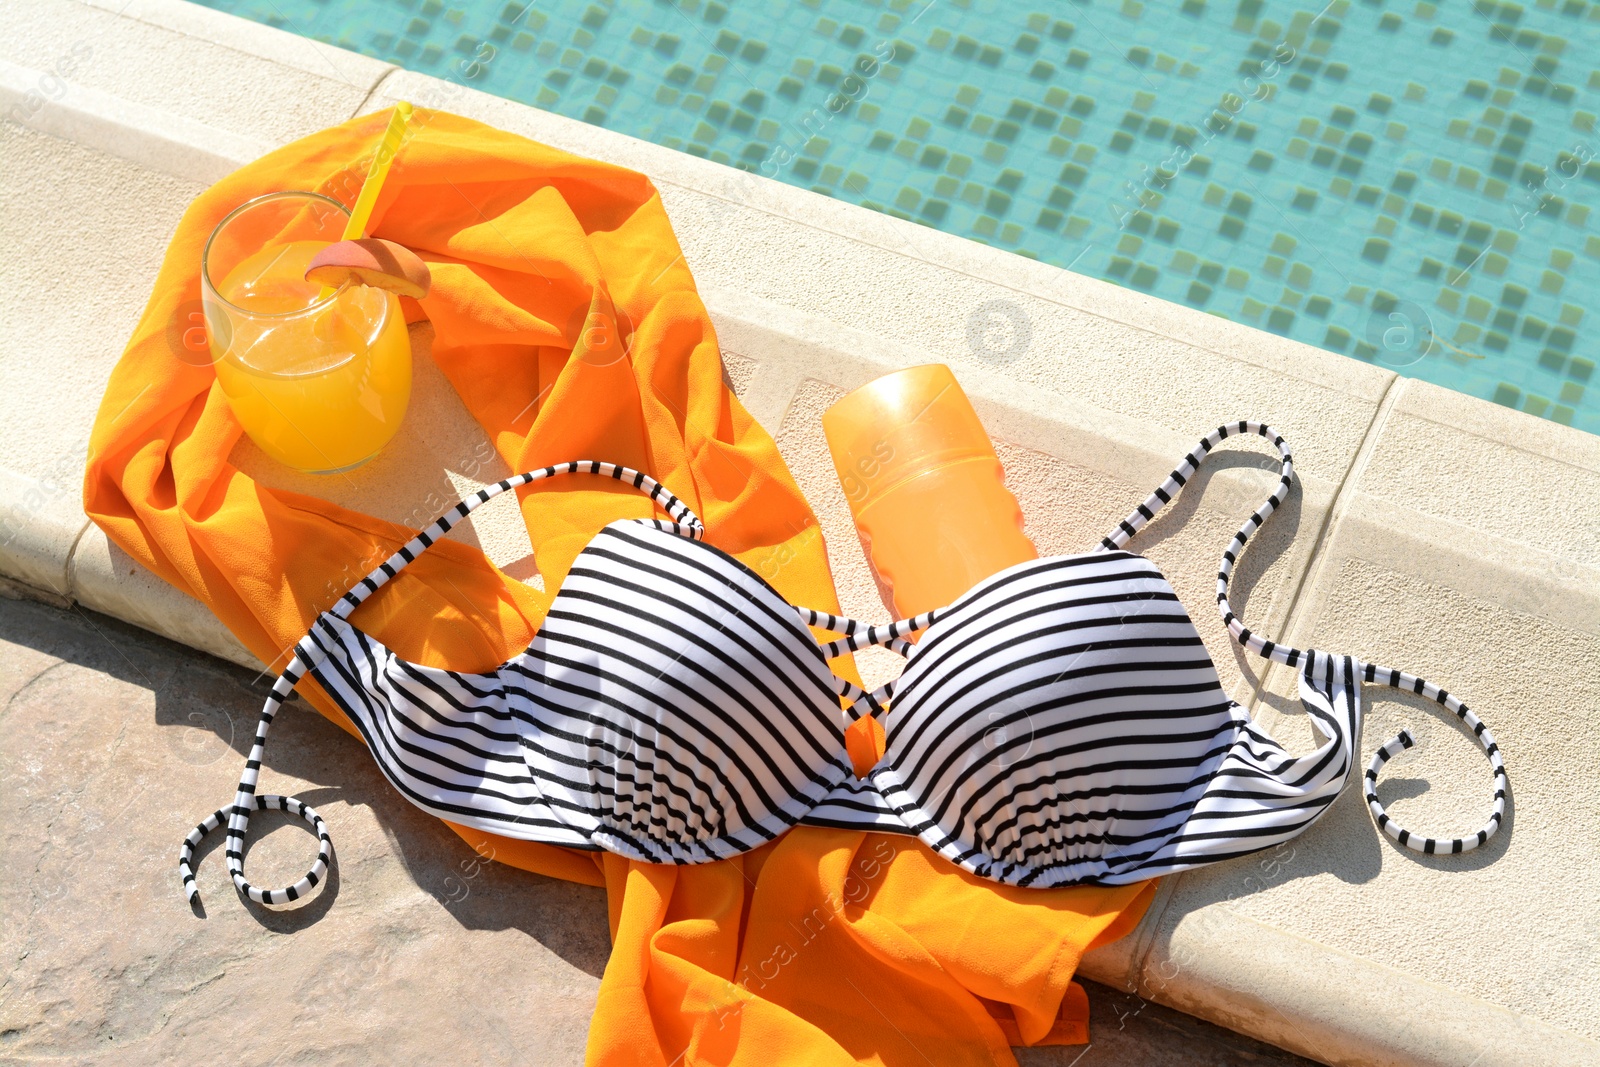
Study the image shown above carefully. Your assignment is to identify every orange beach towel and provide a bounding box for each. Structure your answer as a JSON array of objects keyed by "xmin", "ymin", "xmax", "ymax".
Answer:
[{"xmin": 83, "ymin": 108, "xmax": 1153, "ymax": 1065}]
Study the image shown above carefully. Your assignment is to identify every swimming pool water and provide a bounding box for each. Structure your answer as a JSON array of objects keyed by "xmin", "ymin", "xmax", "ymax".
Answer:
[{"xmin": 201, "ymin": 0, "xmax": 1599, "ymax": 434}]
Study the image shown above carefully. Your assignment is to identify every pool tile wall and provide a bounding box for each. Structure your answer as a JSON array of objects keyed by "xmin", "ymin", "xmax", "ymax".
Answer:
[{"xmin": 197, "ymin": 0, "xmax": 1600, "ymax": 434}]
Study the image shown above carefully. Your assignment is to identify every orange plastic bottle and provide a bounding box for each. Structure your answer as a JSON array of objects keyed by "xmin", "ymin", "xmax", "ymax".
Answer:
[{"xmin": 822, "ymin": 365, "xmax": 1037, "ymax": 618}]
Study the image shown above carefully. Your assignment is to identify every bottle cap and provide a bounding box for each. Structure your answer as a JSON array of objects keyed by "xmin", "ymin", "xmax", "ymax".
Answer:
[{"xmin": 822, "ymin": 364, "xmax": 994, "ymax": 515}]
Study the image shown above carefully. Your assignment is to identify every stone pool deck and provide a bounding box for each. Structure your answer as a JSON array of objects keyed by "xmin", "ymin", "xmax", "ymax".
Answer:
[{"xmin": 2, "ymin": 1, "xmax": 1597, "ymax": 1064}]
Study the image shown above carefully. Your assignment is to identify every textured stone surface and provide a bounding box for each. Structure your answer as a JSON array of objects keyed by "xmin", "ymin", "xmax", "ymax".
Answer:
[
  {"xmin": 0, "ymin": 595, "xmax": 1317, "ymax": 1067},
  {"xmin": 6, "ymin": 0, "xmax": 387, "ymax": 150},
  {"xmin": 1, "ymin": 1, "xmax": 1597, "ymax": 1063},
  {"xmin": 1174, "ymin": 377, "xmax": 1600, "ymax": 1045},
  {"xmin": 0, "ymin": 596, "xmax": 606, "ymax": 1066},
  {"xmin": 0, "ymin": 120, "xmax": 201, "ymax": 486}
]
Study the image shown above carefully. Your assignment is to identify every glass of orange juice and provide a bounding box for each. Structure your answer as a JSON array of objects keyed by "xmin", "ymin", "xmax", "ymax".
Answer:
[{"xmin": 201, "ymin": 191, "xmax": 412, "ymax": 474}]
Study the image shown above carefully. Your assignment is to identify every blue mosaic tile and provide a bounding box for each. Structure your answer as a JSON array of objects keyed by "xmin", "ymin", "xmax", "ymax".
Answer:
[{"xmin": 203, "ymin": 0, "xmax": 1600, "ymax": 434}]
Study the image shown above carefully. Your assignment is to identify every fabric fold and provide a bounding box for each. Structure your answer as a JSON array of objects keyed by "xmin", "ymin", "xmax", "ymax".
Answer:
[{"xmin": 84, "ymin": 107, "xmax": 1150, "ymax": 1065}]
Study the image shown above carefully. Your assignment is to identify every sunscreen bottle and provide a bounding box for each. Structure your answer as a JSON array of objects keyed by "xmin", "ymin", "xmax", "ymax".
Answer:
[{"xmin": 822, "ymin": 364, "xmax": 1037, "ymax": 618}]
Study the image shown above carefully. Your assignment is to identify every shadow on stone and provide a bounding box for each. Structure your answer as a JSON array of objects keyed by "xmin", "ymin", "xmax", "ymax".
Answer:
[
  {"xmin": 1107, "ymin": 446, "xmax": 1303, "ymax": 697},
  {"xmin": 1016, "ymin": 979, "xmax": 1319, "ymax": 1066},
  {"xmin": 0, "ymin": 596, "xmax": 612, "ymax": 978},
  {"xmin": 1372, "ymin": 776, "xmax": 1429, "ymax": 803},
  {"xmin": 181, "ymin": 799, "xmax": 344, "ymax": 930},
  {"xmin": 392, "ymin": 829, "xmax": 613, "ymax": 980},
  {"xmin": 1253, "ymin": 680, "xmax": 1516, "ymax": 883}
]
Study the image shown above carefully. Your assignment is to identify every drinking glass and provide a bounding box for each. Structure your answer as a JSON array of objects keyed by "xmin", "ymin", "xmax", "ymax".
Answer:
[{"xmin": 201, "ymin": 191, "xmax": 411, "ymax": 474}]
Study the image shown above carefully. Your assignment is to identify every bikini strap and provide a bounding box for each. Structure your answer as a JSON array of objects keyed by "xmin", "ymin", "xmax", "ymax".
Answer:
[
  {"xmin": 179, "ymin": 461, "xmax": 701, "ymax": 909},
  {"xmin": 797, "ymin": 607, "xmax": 939, "ymax": 724},
  {"xmin": 1100, "ymin": 420, "xmax": 1303, "ymax": 667},
  {"xmin": 798, "ymin": 606, "xmax": 939, "ymax": 660},
  {"xmin": 178, "ymin": 641, "xmax": 331, "ymax": 907},
  {"xmin": 1360, "ymin": 663, "xmax": 1507, "ymax": 854},
  {"xmin": 1106, "ymin": 421, "xmax": 1507, "ymax": 855},
  {"xmin": 331, "ymin": 461, "xmax": 704, "ymax": 621}
]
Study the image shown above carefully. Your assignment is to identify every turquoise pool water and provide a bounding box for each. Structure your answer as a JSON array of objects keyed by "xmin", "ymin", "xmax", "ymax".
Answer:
[{"xmin": 204, "ymin": 0, "xmax": 1598, "ymax": 433}]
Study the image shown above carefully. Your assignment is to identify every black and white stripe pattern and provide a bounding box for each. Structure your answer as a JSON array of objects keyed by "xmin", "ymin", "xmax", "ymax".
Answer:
[
  {"xmin": 1360, "ymin": 662, "xmax": 1507, "ymax": 854},
  {"xmin": 802, "ymin": 770, "xmax": 911, "ymax": 832},
  {"xmin": 858, "ymin": 421, "xmax": 1505, "ymax": 885},
  {"xmin": 513, "ymin": 520, "xmax": 856, "ymax": 863},
  {"xmin": 867, "ymin": 550, "xmax": 1359, "ymax": 887},
  {"xmin": 181, "ymin": 462, "xmax": 707, "ymax": 905},
  {"xmin": 1101, "ymin": 421, "xmax": 1300, "ymax": 668},
  {"xmin": 798, "ymin": 607, "xmax": 937, "ymax": 660},
  {"xmin": 1099, "ymin": 422, "xmax": 1506, "ymax": 859},
  {"xmin": 301, "ymin": 612, "xmax": 598, "ymax": 851},
  {"xmin": 181, "ymin": 426, "xmax": 1509, "ymax": 909},
  {"xmin": 179, "ymin": 641, "xmax": 332, "ymax": 906}
]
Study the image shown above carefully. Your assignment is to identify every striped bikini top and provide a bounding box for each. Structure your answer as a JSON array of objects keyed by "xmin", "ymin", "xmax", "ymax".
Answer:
[{"xmin": 181, "ymin": 422, "xmax": 1508, "ymax": 909}]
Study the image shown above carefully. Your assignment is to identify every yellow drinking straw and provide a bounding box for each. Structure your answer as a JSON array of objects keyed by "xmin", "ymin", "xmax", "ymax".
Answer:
[
  {"xmin": 319, "ymin": 101, "xmax": 415, "ymax": 299},
  {"xmin": 344, "ymin": 101, "xmax": 414, "ymax": 240}
]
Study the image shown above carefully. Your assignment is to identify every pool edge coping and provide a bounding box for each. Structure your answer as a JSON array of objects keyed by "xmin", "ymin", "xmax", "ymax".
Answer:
[{"xmin": 2, "ymin": 3, "xmax": 1598, "ymax": 1064}]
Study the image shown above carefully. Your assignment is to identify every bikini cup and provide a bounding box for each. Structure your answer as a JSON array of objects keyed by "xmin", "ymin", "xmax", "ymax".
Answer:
[{"xmin": 179, "ymin": 423, "xmax": 1507, "ymax": 907}]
